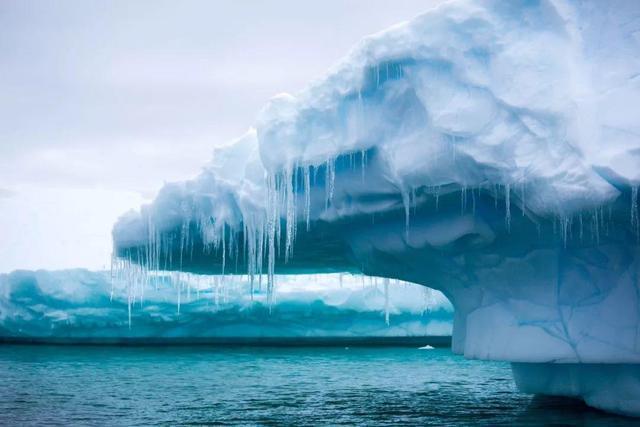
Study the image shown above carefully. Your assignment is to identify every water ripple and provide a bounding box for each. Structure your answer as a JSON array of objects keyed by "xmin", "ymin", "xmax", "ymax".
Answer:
[{"xmin": 0, "ymin": 345, "xmax": 635, "ymax": 426}]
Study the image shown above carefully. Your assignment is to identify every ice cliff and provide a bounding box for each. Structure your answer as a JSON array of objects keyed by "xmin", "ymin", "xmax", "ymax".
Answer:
[{"xmin": 112, "ymin": 0, "xmax": 640, "ymax": 416}]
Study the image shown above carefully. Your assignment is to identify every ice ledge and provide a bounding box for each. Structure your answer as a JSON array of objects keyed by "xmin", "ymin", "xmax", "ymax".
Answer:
[{"xmin": 513, "ymin": 362, "xmax": 640, "ymax": 417}]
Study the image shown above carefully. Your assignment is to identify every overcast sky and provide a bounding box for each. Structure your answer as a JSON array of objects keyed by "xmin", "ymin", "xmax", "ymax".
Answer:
[{"xmin": 0, "ymin": 0, "xmax": 442, "ymax": 272}]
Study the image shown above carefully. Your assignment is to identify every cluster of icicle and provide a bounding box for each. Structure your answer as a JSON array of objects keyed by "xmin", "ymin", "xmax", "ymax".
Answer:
[
  {"xmin": 114, "ymin": 146, "xmax": 640, "ymax": 321},
  {"xmin": 110, "ymin": 257, "xmax": 241, "ymax": 327},
  {"xmin": 109, "ymin": 254, "xmax": 436, "ymax": 329}
]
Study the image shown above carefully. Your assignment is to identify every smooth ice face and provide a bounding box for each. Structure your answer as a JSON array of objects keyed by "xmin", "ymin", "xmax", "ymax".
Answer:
[
  {"xmin": 0, "ymin": 270, "xmax": 452, "ymax": 340},
  {"xmin": 111, "ymin": 0, "xmax": 640, "ymax": 416}
]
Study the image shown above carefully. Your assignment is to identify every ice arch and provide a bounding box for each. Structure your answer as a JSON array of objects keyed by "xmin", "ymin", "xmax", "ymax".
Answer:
[{"xmin": 113, "ymin": 0, "xmax": 640, "ymax": 416}]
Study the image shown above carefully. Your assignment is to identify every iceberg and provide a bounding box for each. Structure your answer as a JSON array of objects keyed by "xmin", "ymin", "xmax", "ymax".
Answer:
[
  {"xmin": 0, "ymin": 270, "xmax": 452, "ymax": 341},
  {"xmin": 112, "ymin": 0, "xmax": 640, "ymax": 416}
]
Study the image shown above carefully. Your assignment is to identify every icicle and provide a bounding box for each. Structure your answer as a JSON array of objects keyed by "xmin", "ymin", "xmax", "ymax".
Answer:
[
  {"xmin": 410, "ymin": 186, "xmax": 417, "ymax": 215},
  {"xmin": 284, "ymin": 167, "xmax": 297, "ymax": 262},
  {"xmin": 471, "ymin": 188, "xmax": 476, "ymax": 216},
  {"xmin": 234, "ymin": 231, "xmax": 240, "ymax": 273},
  {"xmin": 127, "ymin": 288, "xmax": 132, "ymax": 329},
  {"xmin": 264, "ymin": 173, "xmax": 279, "ymax": 307},
  {"xmin": 221, "ymin": 225, "xmax": 226, "ymax": 275},
  {"xmin": 401, "ymin": 187, "xmax": 411, "ymax": 240},
  {"xmin": 560, "ymin": 216, "xmax": 570, "ymax": 248},
  {"xmin": 304, "ymin": 165, "xmax": 311, "ymax": 231},
  {"xmin": 325, "ymin": 158, "xmax": 335, "ymax": 210},
  {"xmin": 109, "ymin": 253, "xmax": 115, "ymax": 302},
  {"xmin": 229, "ymin": 227, "xmax": 235, "ymax": 263},
  {"xmin": 579, "ymin": 214, "xmax": 584, "ymax": 242},
  {"xmin": 421, "ymin": 287, "xmax": 433, "ymax": 316},
  {"xmin": 383, "ymin": 278, "xmax": 390, "ymax": 326},
  {"xmin": 126, "ymin": 255, "xmax": 133, "ymax": 329},
  {"xmin": 179, "ymin": 221, "xmax": 186, "ymax": 270},
  {"xmin": 177, "ymin": 273, "xmax": 181, "ymax": 315},
  {"xmin": 632, "ymin": 185, "xmax": 639, "ymax": 238},
  {"xmin": 505, "ymin": 184, "xmax": 511, "ymax": 232},
  {"xmin": 285, "ymin": 171, "xmax": 293, "ymax": 256}
]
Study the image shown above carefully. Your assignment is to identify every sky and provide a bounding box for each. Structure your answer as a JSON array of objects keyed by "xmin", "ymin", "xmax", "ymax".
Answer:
[{"xmin": 0, "ymin": 0, "xmax": 443, "ymax": 273}]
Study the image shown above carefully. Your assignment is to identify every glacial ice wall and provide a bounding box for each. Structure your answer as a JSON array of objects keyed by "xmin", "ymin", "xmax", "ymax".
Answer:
[
  {"xmin": 112, "ymin": 0, "xmax": 640, "ymax": 415},
  {"xmin": 0, "ymin": 270, "xmax": 451, "ymax": 340}
]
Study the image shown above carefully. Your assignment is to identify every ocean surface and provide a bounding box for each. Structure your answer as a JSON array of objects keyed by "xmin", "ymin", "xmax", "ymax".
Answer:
[{"xmin": 0, "ymin": 345, "xmax": 635, "ymax": 426}]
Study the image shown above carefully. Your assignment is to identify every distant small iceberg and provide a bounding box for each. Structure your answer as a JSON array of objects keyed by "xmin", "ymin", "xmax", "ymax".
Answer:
[{"xmin": 418, "ymin": 345, "xmax": 435, "ymax": 350}]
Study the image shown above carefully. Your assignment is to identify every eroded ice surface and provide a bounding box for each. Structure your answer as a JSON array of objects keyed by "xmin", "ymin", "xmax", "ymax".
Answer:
[
  {"xmin": 0, "ymin": 270, "xmax": 452, "ymax": 340},
  {"xmin": 513, "ymin": 363, "xmax": 640, "ymax": 418},
  {"xmin": 111, "ymin": 0, "xmax": 640, "ymax": 416}
]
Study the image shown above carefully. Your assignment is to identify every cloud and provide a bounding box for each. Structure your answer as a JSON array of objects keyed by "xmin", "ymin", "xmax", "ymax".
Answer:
[
  {"xmin": 0, "ymin": 188, "xmax": 16, "ymax": 199},
  {"xmin": 0, "ymin": 0, "xmax": 443, "ymax": 272}
]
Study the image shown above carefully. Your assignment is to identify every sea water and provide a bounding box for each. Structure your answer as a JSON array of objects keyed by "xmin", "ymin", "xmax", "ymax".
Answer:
[{"xmin": 0, "ymin": 345, "xmax": 634, "ymax": 426}]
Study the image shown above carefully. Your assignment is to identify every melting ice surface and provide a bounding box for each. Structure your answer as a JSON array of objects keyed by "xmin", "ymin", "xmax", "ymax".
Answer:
[
  {"xmin": 0, "ymin": 270, "xmax": 452, "ymax": 340},
  {"xmin": 109, "ymin": 0, "xmax": 640, "ymax": 417}
]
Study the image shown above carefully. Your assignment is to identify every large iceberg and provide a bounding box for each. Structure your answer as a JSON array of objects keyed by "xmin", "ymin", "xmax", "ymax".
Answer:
[
  {"xmin": 112, "ymin": 0, "xmax": 640, "ymax": 416},
  {"xmin": 0, "ymin": 270, "xmax": 452, "ymax": 342}
]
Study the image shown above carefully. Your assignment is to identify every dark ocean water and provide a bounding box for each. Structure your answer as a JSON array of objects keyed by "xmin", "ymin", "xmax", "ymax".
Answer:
[{"xmin": 0, "ymin": 345, "xmax": 635, "ymax": 426}]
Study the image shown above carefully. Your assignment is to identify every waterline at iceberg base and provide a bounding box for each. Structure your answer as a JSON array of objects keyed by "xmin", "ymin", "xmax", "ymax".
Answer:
[{"xmin": 112, "ymin": 0, "xmax": 640, "ymax": 417}]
